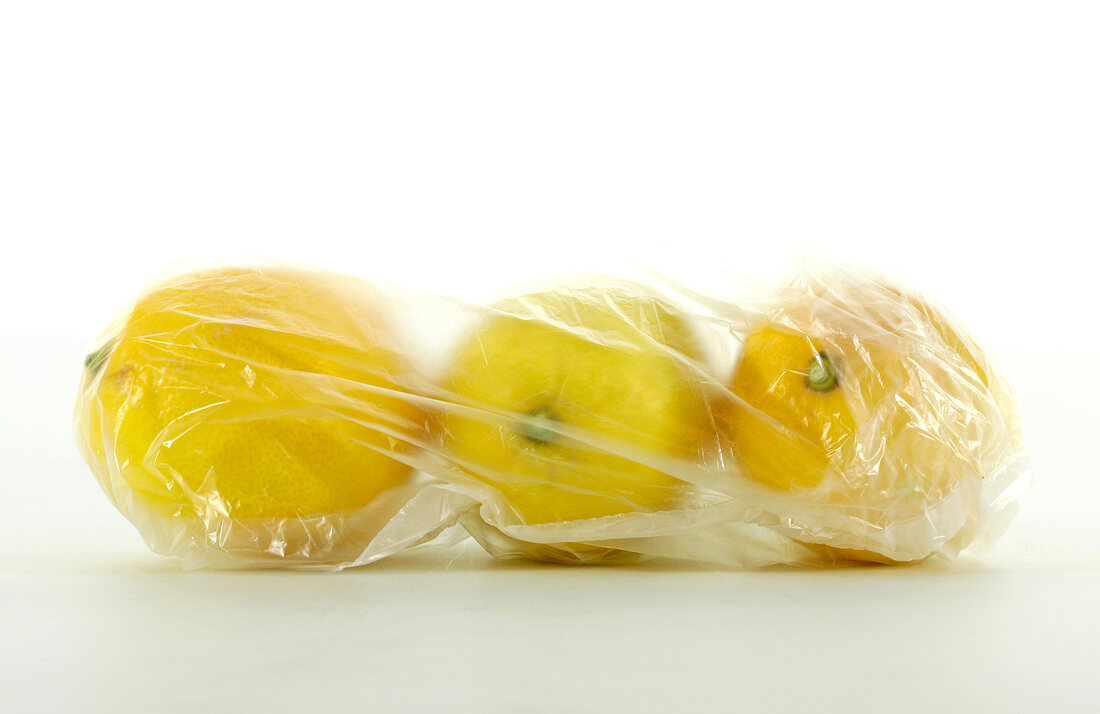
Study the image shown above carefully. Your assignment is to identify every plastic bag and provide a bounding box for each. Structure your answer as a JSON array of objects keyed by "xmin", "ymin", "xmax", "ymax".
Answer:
[{"xmin": 74, "ymin": 262, "xmax": 1028, "ymax": 569}]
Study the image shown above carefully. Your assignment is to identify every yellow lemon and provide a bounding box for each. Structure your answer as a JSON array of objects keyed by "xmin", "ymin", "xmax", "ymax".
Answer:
[
  {"xmin": 725, "ymin": 327, "xmax": 857, "ymax": 491},
  {"xmin": 439, "ymin": 282, "xmax": 711, "ymax": 526},
  {"xmin": 723, "ymin": 276, "xmax": 1021, "ymax": 552},
  {"xmin": 75, "ymin": 266, "xmax": 422, "ymax": 561}
]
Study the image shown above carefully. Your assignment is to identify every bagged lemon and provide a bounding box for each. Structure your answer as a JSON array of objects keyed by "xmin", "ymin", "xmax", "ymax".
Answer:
[
  {"xmin": 75, "ymin": 266, "xmax": 426, "ymax": 568},
  {"xmin": 434, "ymin": 279, "xmax": 715, "ymax": 563},
  {"xmin": 714, "ymin": 266, "xmax": 1027, "ymax": 562}
]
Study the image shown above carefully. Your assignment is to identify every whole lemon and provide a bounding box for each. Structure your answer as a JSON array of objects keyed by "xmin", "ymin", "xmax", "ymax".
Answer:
[
  {"xmin": 75, "ymin": 267, "xmax": 422, "ymax": 564},
  {"xmin": 722, "ymin": 275, "xmax": 1022, "ymax": 558},
  {"xmin": 438, "ymin": 281, "xmax": 711, "ymax": 526}
]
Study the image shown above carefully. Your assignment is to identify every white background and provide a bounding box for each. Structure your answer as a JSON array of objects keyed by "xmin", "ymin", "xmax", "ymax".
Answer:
[{"xmin": 2, "ymin": 2, "xmax": 1098, "ymax": 712}]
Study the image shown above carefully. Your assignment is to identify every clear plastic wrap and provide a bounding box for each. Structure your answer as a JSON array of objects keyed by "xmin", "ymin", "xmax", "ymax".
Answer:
[{"xmin": 74, "ymin": 262, "xmax": 1029, "ymax": 569}]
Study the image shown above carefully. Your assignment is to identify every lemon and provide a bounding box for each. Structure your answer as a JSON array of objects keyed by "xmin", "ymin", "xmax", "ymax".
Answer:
[
  {"xmin": 75, "ymin": 266, "xmax": 421, "ymax": 560},
  {"xmin": 723, "ymin": 276, "xmax": 1021, "ymax": 548},
  {"xmin": 438, "ymin": 281, "xmax": 711, "ymax": 525},
  {"xmin": 725, "ymin": 327, "xmax": 857, "ymax": 491}
]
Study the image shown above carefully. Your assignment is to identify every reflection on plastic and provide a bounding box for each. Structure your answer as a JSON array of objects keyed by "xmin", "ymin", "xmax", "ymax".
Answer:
[{"xmin": 73, "ymin": 263, "xmax": 1028, "ymax": 570}]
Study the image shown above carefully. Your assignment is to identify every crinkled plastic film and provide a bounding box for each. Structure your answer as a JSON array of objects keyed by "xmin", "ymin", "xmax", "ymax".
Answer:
[{"xmin": 74, "ymin": 262, "xmax": 1029, "ymax": 570}]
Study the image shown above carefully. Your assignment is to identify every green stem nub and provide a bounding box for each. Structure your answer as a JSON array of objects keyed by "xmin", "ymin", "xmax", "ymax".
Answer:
[
  {"xmin": 522, "ymin": 408, "xmax": 558, "ymax": 444},
  {"xmin": 84, "ymin": 344, "xmax": 112, "ymax": 373},
  {"xmin": 806, "ymin": 352, "xmax": 839, "ymax": 392}
]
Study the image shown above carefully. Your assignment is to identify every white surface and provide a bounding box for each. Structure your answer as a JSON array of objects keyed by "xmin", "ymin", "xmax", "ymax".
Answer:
[
  {"xmin": 5, "ymin": 544, "xmax": 1099, "ymax": 714},
  {"xmin": 3, "ymin": 2, "xmax": 1100, "ymax": 713}
]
